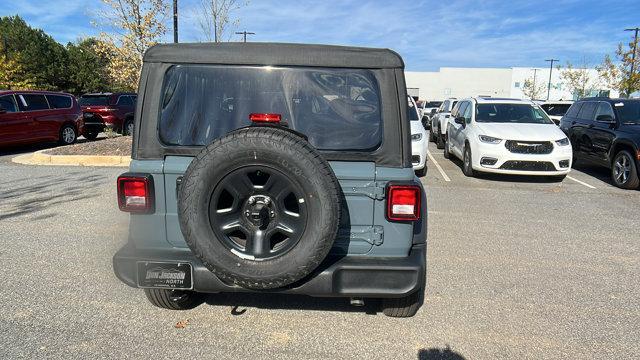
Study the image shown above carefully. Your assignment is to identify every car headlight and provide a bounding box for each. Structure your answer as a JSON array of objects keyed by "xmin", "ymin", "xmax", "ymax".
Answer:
[
  {"xmin": 555, "ymin": 137, "xmax": 570, "ymax": 146},
  {"xmin": 411, "ymin": 133, "xmax": 422, "ymax": 141},
  {"xmin": 478, "ymin": 135, "xmax": 502, "ymax": 144}
]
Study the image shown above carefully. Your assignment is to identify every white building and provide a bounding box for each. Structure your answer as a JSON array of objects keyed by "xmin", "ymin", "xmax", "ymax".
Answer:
[{"xmin": 405, "ymin": 67, "xmax": 618, "ymax": 102}]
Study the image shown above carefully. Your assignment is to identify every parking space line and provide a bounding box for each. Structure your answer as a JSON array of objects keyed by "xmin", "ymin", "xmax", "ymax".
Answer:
[
  {"xmin": 427, "ymin": 151, "xmax": 451, "ymax": 182},
  {"xmin": 567, "ymin": 175, "xmax": 596, "ymax": 189}
]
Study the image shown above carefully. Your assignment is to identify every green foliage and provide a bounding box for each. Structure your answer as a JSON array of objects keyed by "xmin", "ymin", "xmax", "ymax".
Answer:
[
  {"xmin": 0, "ymin": 15, "xmax": 69, "ymax": 91},
  {"xmin": 0, "ymin": 15, "xmax": 125, "ymax": 94},
  {"xmin": 66, "ymin": 38, "xmax": 112, "ymax": 94}
]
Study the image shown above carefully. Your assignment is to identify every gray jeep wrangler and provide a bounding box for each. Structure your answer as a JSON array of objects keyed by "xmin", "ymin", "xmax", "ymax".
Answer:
[{"xmin": 113, "ymin": 43, "xmax": 427, "ymax": 317}]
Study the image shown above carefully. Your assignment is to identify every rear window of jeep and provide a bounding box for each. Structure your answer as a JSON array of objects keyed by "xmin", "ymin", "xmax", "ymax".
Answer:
[{"xmin": 158, "ymin": 65, "xmax": 383, "ymax": 151}]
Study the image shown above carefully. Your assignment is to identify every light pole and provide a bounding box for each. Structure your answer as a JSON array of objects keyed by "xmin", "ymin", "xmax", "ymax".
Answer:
[
  {"xmin": 624, "ymin": 27, "xmax": 639, "ymax": 96},
  {"xmin": 545, "ymin": 59, "xmax": 559, "ymax": 101},
  {"xmin": 532, "ymin": 68, "xmax": 539, "ymax": 100},
  {"xmin": 235, "ymin": 31, "xmax": 255, "ymax": 43},
  {"xmin": 173, "ymin": 0, "xmax": 178, "ymax": 43}
]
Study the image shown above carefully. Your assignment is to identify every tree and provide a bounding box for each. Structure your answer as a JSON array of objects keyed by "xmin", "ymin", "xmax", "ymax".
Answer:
[
  {"xmin": 66, "ymin": 38, "xmax": 112, "ymax": 94},
  {"xmin": 0, "ymin": 15, "xmax": 69, "ymax": 90},
  {"xmin": 197, "ymin": 0, "xmax": 248, "ymax": 42},
  {"xmin": 597, "ymin": 35, "xmax": 640, "ymax": 97},
  {"xmin": 93, "ymin": 0, "xmax": 169, "ymax": 90},
  {"xmin": 559, "ymin": 61, "xmax": 599, "ymax": 100},
  {"xmin": 522, "ymin": 76, "xmax": 545, "ymax": 100},
  {"xmin": 0, "ymin": 42, "xmax": 36, "ymax": 90}
]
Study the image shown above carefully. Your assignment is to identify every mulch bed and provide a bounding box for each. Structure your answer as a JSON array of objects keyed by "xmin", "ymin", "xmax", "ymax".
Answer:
[{"xmin": 45, "ymin": 136, "xmax": 132, "ymax": 156}]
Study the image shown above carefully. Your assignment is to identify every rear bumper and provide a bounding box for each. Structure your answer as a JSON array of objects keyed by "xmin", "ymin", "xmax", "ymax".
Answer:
[{"xmin": 113, "ymin": 243, "xmax": 426, "ymax": 298}]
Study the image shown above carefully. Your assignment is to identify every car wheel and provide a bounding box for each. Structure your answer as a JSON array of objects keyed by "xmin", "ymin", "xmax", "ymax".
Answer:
[
  {"xmin": 124, "ymin": 119, "xmax": 134, "ymax": 136},
  {"xmin": 144, "ymin": 288, "xmax": 204, "ymax": 310},
  {"xmin": 436, "ymin": 133, "xmax": 445, "ymax": 149},
  {"xmin": 415, "ymin": 166, "xmax": 427, "ymax": 177},
  {"xmin": 382, "ymin": 289, "xmax": 424, "ymax": 317},
  {"xmin": 462, "ymin": 145, "xmax": 475, "ymax": 177},
  {"xmin": 178, "ymin": 126, "xmax": 341, "ymax": 290},
  {"xmin": 84, "ymin": 131, "xmax": 99, "ymax": 141},
  {"xmin": 443, "ymin": 137, "xmax": 450, "ymax": 159},
  {"xmin": 382, "ymin": 268, "xmax": 425, "ymax": 318},
  {"xmin": 612, "ymin": 150, "xmax": 640, "ymax": 189},
  {"xmin": 59, "ymin": 124, "xmax": 77, "ymax": 145}
]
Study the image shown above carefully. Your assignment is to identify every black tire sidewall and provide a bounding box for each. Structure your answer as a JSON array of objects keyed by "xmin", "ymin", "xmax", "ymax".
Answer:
[
  {"xmin": 612, "ymin": 150, "xmax": 640, "ymax": 189},
  {"xmin": 178, "ymin": 127, "xmax": 340, "ymax": 288},
  {"xmin": 59, "ymin": 124, "xmax": 77, "ymax": 144},
  {"xmin": 463, "ymin": 145, "xmax": 474, "ymax": 177}
]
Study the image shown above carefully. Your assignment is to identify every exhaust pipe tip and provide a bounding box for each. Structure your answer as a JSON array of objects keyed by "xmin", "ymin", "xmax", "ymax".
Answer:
[{"xmin": 350, "ymin": 297, "xmax": 365, "ymax": 307}]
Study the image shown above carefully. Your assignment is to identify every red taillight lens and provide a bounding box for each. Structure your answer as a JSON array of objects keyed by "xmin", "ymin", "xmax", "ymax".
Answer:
[
  {"xmin": 249, "ymin": 113, "xmax": 281, "ymax": 123},
  {"xmin": 117, "ymin": 175, "xmax": 154, "ymax": 213},
  {"xmin": 386, "ymin": 185, "xmax": 421, "ymax": 221}
]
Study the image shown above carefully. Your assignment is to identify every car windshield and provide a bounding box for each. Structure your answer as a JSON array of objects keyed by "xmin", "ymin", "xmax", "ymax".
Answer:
[
  {"xmin": 541, "ymin": 103, "xmax": 571, "ymax": 116},
  {"xmin": 407, "ymin": 98, "xmax": 419, "ymax": 121},
  {"xmin": 475, "ymin": 103, "xmax": 554, "ymax": 124},
  {"xmin": 614, "ymin": 100, "xmax": 640, "ymax": 124},
  {"xmin": 79, "ymin": 95, "xmax": 109, "ymax": 106},
  {"xmin": 426, "ymin": 101, "xmax": 442, "ymax": 108}
]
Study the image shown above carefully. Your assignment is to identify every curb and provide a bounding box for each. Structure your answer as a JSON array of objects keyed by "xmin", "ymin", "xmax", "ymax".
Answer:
[{"xmin": 12, "ymin": 150, "xmax": 131, "ymax": 167}]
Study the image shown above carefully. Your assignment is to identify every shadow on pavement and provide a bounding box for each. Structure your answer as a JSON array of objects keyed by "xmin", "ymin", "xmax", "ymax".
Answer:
[
  {"xmin": 418, "ymin": 347, "xmax": 466, "ymax": 360},
  {"xmin": 0, "ymin": 172, "xmax": 106, "ymax": 220},
  {"xmin": 0, "ymin": 136, "xmax": 107, "ymax": 158},
  {"xmin": 203, "ymin": 292, "xmax": 381, "ymax": 315},
  {"xmin": 572, "ymin": 162, "xmax": 615, "ymax": 186}
]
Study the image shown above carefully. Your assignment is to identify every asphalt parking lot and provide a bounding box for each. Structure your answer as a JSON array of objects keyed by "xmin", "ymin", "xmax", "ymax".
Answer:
[{"xmin": 0, "ymin": 143, "xmax": 638, "ymax": 360}]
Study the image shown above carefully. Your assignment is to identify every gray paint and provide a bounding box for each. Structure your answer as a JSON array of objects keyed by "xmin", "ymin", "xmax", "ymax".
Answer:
[{"xmin": 129, "ymin": 158, "xmax": 417, "ymax": 256}]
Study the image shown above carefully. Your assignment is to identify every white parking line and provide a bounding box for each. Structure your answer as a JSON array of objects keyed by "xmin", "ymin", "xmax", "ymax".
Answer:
[
  {"xmin": 567, "ymin": 175, "xmax": 596, "ymax": 189},
  {"xmin": 427, "ymin": 151, "xmax": 451, "ymax": 182}
]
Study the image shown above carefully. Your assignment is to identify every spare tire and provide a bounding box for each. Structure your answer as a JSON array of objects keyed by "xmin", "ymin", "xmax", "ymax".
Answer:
[{"xmin": 178, "ymin": 126, "xmax": 341, "ymax": 289}]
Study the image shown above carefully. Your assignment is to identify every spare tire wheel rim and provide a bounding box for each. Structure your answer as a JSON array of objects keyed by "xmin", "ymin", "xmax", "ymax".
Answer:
[{"xmin": 208, "ymin": 165, "xmax": 307, "ymax": 261}]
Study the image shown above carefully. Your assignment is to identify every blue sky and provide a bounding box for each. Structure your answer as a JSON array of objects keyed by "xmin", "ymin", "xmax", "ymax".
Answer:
[{"xmin": 1, "ymin": 0, "xmax": 638, "ymax": 71}]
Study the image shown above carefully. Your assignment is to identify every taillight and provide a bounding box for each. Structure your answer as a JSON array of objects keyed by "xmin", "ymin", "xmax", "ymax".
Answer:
[
  {"xmin": 250, "ymin": 113, "xmax": 281, "ymax": 123},
  {"xmin": 386, "ymin": 184, "xmax": 421, "ymax": 221},
  {"xmin": 117, "ymin": 174, "xmax": 154, "ymax": 213}
]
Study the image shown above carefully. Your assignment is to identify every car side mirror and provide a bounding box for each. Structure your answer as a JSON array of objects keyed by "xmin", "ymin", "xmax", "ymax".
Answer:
[
  {"xmin": 454, "ymin": 116, "xmax": 466, "ymax": 125},
  {"xmin": 596, "ymin": 114, "xmax": 615, "ymax": 123}
]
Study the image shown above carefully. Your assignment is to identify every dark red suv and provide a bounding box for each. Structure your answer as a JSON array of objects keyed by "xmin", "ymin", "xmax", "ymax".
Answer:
[
  {"xmin": 79, "ymin": 93, "xmax": 137, "ymax": 138},
  {"xmin": 0, "ymin": 90, "xmax": 84, "ymax": 148}
]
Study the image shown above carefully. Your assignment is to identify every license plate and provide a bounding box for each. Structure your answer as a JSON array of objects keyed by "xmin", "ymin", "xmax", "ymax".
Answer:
[{"xmin": 137, "ymin": 261, "xmax": 193, "ymax": 290}]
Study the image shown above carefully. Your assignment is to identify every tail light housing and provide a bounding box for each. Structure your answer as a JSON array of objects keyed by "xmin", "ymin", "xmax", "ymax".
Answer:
[
  {"xmin": 386, "ymin": 184, "xmax": 421, "ymax": 221},
  {"xmin": 117, "ymin": 174, "xmax": 154, "ymax": 213}
]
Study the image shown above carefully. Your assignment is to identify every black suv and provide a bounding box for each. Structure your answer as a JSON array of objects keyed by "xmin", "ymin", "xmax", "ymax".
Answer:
[
  {"xmin": 560, "ymin": 98, "xmax": 640, "ymax": 189},
  {"xmin": 112, "ymin": 43, "xmax": 427, "ymax": 317}
]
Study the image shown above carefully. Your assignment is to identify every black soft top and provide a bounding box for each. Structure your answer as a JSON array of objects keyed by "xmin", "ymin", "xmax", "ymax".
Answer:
[{"xmin": 143, "ymin": 42, "xmax": 404, "ymax": 69}]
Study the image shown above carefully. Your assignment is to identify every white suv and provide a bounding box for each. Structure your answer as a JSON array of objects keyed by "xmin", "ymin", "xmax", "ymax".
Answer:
[
  {"xmin": 408, "ymin": 96, "xmax": 428, "ymax": 177},
  {"xmin": 444, "ymin": 97, "xmax": 572, "ymax": 179},
  {"xmin": 429, "ymin": 98, "xmax": 457, "ymax": 149}
]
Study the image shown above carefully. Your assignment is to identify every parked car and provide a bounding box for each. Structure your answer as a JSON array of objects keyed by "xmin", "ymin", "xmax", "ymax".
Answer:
[
  {"xmin": 429, "ymin": 98, "xmax": 457, "ymax": 149},
  {"xmin": 79, "ymin": 92, "xmax": 137, "ymax": 138},
  {"xmin": 422, "ymin": 100, "xmax": 442, "ymax": 124},
  {"xmin": 0, "ymin": 90, "xmax": 83, "ymax": 147},
  {"xmin": 540, "ymin": 100, "xmax": 573, "ymax": 125},
  {"xmin": 445, "ymin": 97, "xmax": 572, "ymax": 180},
  {"xmin": 559, "ymin": 97, "xmax": 640, "ymax": 189},
  {"xmin": 112, "ymin": 43, "xmax": 427, "ymax": 317},
  {"xmin": 409, "ymin": 96, "xmax": 428, "ymax": 177}
]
